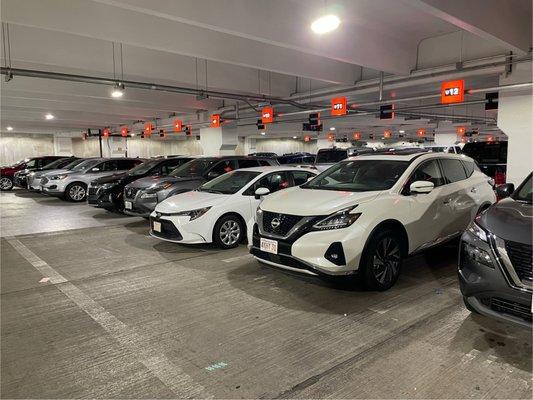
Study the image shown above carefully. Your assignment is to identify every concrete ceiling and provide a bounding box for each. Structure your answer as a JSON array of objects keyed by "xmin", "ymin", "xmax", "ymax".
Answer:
[{"xmin": 0, "ymin": 0, "xmax": 530, "ymax": 136}]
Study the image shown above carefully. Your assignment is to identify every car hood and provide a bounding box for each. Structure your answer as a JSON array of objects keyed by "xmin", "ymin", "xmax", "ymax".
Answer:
[
  {"xmin": 155, "ymin": 190, "xmax": 229, "ymax": 213},
  {"xmin": 260, "ymin": 186, "xmax": 382, "ymax": 216},
  {"xmin": 127, "ymin": 174, "xmax": 203, "ymax": 189},
  {"xmin": 478, "ymin": 198, "xmax": 532, "ymax": 244},
  {"xmin": 34, "ymin": 168, "xmax": 70, "ymax": 177},
  {"xmin": 93, "ymin": 172, "xmax": 128, "ymax": 185}
]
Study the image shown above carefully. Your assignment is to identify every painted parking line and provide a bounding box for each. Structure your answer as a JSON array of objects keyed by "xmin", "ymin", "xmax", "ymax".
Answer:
[
  {"xmin": 221, "ymin": 254, "xmax": 252, "ymax": 263},
  {"xmin": 6, "ymin": 236, "xmax": 213, "ymax": 399}
]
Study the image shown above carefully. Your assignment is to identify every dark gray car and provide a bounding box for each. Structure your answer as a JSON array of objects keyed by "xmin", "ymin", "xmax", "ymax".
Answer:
[
  {"xmin": 459, "ymin": 172, "xmax": 532, "ymax": 328},
  {"xmin": 123, "ymin": 156, "xmax": 278, "ymax": 217}
]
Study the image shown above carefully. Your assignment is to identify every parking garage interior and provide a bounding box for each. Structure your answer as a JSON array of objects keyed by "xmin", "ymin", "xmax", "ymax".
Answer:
[{"xmin": 1, "ymin": 1, "xmax": 532, "ymax": 399}]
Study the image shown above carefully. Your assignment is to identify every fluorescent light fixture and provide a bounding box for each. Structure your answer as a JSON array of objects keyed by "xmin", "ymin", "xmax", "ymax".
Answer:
[
  {"xmin": 311, "ymin": 15, "xmax": 340, "ymax": 34},
  {"xmin": 45, "ymin": 113, "xmax": 55, "ymax": 120},
  {"xmin": 260, "ymin": 132, "xmax": 266, "ymax": 136},
  {"xmin": 329, "ymin": 127, "xmax": 336, "ymax": 131},
  {"xmin": 293, "ymin": 136, "xmax": 298, "ymax": 139},
  {"xmin": 399, "ymin": 130, "xmax": 405, "ymax": 133},
  {"xmin": 111, "ymin": 82, "xmax": 125, "ymax": 98},
  {"xmin": 130, "ymin": 133, "xmax": 136, "ymax": 137},
  {"xmin": 6, "ymin": 126, "xmax": 13, "ymax": 131}
]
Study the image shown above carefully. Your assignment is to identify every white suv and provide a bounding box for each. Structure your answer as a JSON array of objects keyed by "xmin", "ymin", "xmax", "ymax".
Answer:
[{"xmin": 248, "ymin": 152, "xmax": 496, "ymax": 290}]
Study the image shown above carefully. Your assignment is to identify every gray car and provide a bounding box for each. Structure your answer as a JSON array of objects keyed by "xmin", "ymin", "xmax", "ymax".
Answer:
[
  {"xmin": 41, "ymin": 157, "xmax": 144, "ymax": 201},
  {"xmin": 27, "ymin": 158, "xmax": 88, "ymax": 191},
  {"xmin": 459, "ymin": 172, "xmax": 532, "ymax": 328},
  {"xmin": 123, "ymin": 156, "xmax": 278, "ymax": 217}
]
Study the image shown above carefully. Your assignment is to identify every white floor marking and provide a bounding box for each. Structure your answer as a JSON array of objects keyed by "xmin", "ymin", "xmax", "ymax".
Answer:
[
  {"xmin": 221, "ymin": 254, "xmax": 252, "ymax": 263},
  {"xmin": 6, "ymin": 236, "xmax": 213, "ymax": 399}
]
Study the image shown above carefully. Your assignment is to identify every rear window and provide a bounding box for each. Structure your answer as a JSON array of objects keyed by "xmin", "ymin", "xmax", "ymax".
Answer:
[
  {"xmin": 315, "ymin": 149, "xmax": 347, "ymax": 164},
  {"xmin": 440, "ymin": 159, "xmax": 467, "ymax": 183},
  {"xmin": 462, "ymin": 142, "xmax": 507, "ymax": 164},
  {"xmin": 461, "ymin": 160, "xmax": 475, "ymax": 177}
]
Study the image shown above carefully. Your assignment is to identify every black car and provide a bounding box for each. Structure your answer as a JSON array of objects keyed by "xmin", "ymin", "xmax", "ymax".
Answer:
[
  {"xmin": 277, "ymin": 152, "xmax": 316, "ymax": 165},
  {"xmin": 123, "ymin": 156, "xmax": 279, "ymax": 217},
  {"xmin": 87, "ymin": 156, "xmax": 194, "ymax": 212},
  {"xmin": 459, "ymin": 172, "xmax": 532, "ymax": 328},
  {"xmin": 13, "ymin": 156, "xmax": 72, "ymax": 188},
  {"xmin": 462, "ymin": 141, "xmax": 508, "ymax": 185}
]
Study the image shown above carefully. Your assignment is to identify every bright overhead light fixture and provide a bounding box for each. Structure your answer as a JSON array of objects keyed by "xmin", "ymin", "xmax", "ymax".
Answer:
[
  {"xmin": 399, "ymin": 130, "xmax": 405, "ymax": 133},
  {"xmin": 293, "ymin": 136, "xmax": 298, "ymax": 139},
  {"xmin": 329, "ymin": 127, "xmax": 336, "ymax": 131},
  {"xmin": 111, "ymin": 82, "xmax": 125, "ymax": 98},
  {"xmin": 6, "ymin": 126, "xmax": 13, "ymax": 131},
  {"xmin": 260, "ymin": 131, "xmax": 266, "ymax": 136},
  {"xmin": 45, "ymin": 113, "xmax": 55, "ymax": 120},
  {"xmin": 311, "ymin": 15, "xmax": 340, "ymax": 34}
]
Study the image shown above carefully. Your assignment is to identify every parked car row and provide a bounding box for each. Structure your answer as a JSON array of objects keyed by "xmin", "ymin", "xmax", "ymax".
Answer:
[{"xmin": 2, "ymin": 150, "xmax": 530, "ymax": 327}]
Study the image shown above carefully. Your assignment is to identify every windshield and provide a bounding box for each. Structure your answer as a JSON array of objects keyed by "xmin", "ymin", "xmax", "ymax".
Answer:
[
  {"xmin": 128, "ymin": 159, "xmax": 160, "ymax": 176},
  {"xmin": 65, "ymin": 159, "xmax": 86, "ymax": 170},
  {"xmin": 514, "ymin": 174, "xmax": 532, "ymax": 203},
  {"xmin": 169, "ymin": 159, "xmax": 216, "ymax": 177},
  {"xmin": 42, "ymin": 158, "xmax": 70, "ymax": 170},
  {"xmin": 71, "ymin": 159, "xmax": 101, "ymax": 172},
  {"xmin": 303, "ymin": 159, "xmax": 409, "ymax": 192},
  {"xmin": 316, "ymin": 149, "xmax": 347, "ymax": 164},
  {"xmin": 198, "ymin": 170, "xmax": 261, "ymax": 194}
]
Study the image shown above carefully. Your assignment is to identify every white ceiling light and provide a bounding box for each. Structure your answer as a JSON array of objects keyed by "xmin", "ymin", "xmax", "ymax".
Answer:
[
  {"xmin": 399, "ymin": 130, "xmax": 405, "ymax": 133},
  {"xmin": 111, "ymin": 82, "xmax": 125, "ymax": 98},
  {"xmin": 329, "ymin": 127, "xmax": 336, "ymax": 131},
  {"xmin": 311, "ymin": 15, "xmax": 341, "ymax": 34},
  {"xmin": 260, "ymin": 132, "xmax": 266, "ymax": 136},
  {"xmin": 6, "ymin": 126, "xmax": 13, "ymax": 131},
  {"xmin": 45, "ymin": 113, "xmax": 55, "ymax": 120},
  {"xmin": 293, "ymin": 136, "xmax": 298, "ymax": 139}
]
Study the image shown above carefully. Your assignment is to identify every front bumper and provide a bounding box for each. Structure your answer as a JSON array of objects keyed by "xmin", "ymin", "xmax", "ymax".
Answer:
[
  {"xmin": 41, "ymin": 179, "xmax": 67, "ymax": 196},
  {"xmin": 249, "ymin": 221, "xmax": 365, "ymax": 276},
  {"xmin": 124, "ymin": 195, "xmax": 158, "ymax": 217},
  {"xmin": 27, "ymin": 176, "xmax": 42, "ymax": 191},
  {"xmin": 148, "ymin": 213, "xmax": 210, "ymax": 244},
  {"xmin": 458, "ymin": 230, "xmax": 532, "ymax": 328},
  {"xmin": 14, "ymin": 175, "xmax": 28, "ymax": 188}
]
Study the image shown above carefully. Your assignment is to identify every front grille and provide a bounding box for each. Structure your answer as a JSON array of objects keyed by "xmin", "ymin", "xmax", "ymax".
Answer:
[
  {"xmin": 505, "ymin": 241, "xmax": 533, "ymax": 283},
  {"xmin": 150, "ymin": 218, "xmax": 182, "ymax": 241},
  {"xmin": 124, "ymin": 187, "xmax": 140, "ymax": 199},
  {"xmin": 41, "ymin": 177, "xmax": 49, "ymax": 185},
  {"xmin": 484, "ymin": 297, "xmax": 532, "ymax": 322},
  {"xmin": 262, "ymin": 211, "xmax": 303, "ymax": 237}
]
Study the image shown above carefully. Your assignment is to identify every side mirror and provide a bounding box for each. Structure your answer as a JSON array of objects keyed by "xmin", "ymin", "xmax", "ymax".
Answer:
[
  {"xmin": 410, "ymin": 180, "xmax": 434, "ymax": 194},
  {"xmin": 90, "ymin": 167, "xmax": 100, "ymax": 172},
  {"xmin": 207, "ymin": 171, "xmax": 220, "ymax": 180},
  {"xmin": 495, "ymin": 183, "xmax": 514, "ymax": 199},
  {"xmin": 254, "ymin": 187, "xmax": 270, "ymax": 200}
]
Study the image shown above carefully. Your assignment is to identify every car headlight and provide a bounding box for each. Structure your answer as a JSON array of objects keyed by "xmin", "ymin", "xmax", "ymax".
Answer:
[
  {"xmin": 462, "ymin": 242, "xmax": 493, "ymax": 268},
  {"xmin": 51, "ymin": 174, "xmax": 69, "ymax": 180},
  {"xmin": 101, "ymin": 182, "xmax": 117, "ymax": 190},
  {"xmin": 168, "ymin": 207, "xmax": 211, "ymax": 221},
  {"xmin": 467, "ymin": 220, "xmax": 488, "ymax": 242},
  {"xmin": 140, "ymin": 192, "xmax": 157, "ymax": 199},
  {"xmin": 312, "ymin": 206, "xmax": 361, "ymax": 230}
]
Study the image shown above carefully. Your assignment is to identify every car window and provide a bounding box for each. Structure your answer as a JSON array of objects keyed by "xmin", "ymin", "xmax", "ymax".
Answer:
[
  {"xmin": 160, "ymin": 158, "xmax": 190, "ymax": 175},
  {"xmin": 513, "ymin": 174, "xmax": 532, "ymax": 203},
  {"xmin": 315, "ymin": 149, "xmax": 347, "ymax": 163},
  {"xmin": 440, "ymin": 159, "xmax": 467, "ymax": 183},
  {"xmin": 252, "ymin": 172, "xmax": 290, "ymax": 193},
  {"xmin": 98, "ymin": 160, "xmax": 118, "ymax": 172},
  {"xmin": 237, "ymin": 159, "xmax": 261, "ymax": 168},
  {"xmin": 118, "ymin": 159, "xmax": 141, "ymax": 170},
  {"xmin": 208, "ymin": 160, "xmax": 238, "ymax": 177},
  {"xmin": 461, "ymin": 160, "xmax": 475, "ymax": 177},
  {"xmin": 409, "ymin": 160, "xmax": 445, "ymax": 188},
  {"xmin": 258, "ymin": 159, "xmax": 272, "ymax": 166},
  {"xmin": 292, "ymin": 171, "xmax": 315, "ymax": 185},
  {"xmin": 198, "ymin": 170, "xmax": 261, "ymax": 195},
  {"xmin": 169, "ymin": 159, "xmax": 216, "ymax": 177},
  {"xmin": 25, "ymin": 159, "xmax": 37, "ymax": 168}
]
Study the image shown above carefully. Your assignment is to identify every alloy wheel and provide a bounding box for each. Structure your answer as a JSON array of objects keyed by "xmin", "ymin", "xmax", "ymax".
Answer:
[
  {"xmin": 69, "ymin": 185, "xmax": 86, "ymax": 201},
  {"xmin": 0, "ymin": 177, "xmax": 13, "ymax": 190},
  {"xmin": 219, "ymin": 220, "xmax": 241, "ymax": 246},
  {"xmin": 372, "ymin": 237, "xmax": 401, "ymax": 285}
]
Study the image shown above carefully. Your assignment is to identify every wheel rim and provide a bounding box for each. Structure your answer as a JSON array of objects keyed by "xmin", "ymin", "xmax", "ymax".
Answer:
[
  {"xmin": 372, "ymin": 237, "xmax": 401, "ymax": 285},
  {"xmin": 0, "ymin": 177, "xmax": 12, "ymax": 190},
  {"xmin": 219, "ymin": 220, "xmax": 241, "ymax": 246},
  {"xmin": 69, "ymin": 185, "xmax": 86, "ymax": 201}
]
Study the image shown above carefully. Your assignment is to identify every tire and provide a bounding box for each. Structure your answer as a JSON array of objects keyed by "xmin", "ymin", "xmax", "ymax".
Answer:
[
  {"xmin": 213, "ymin": 214, "xmax": 244, "ymax": 249},
  {"xmin": 0, "ymin": 177, "xmax": 14, "ymax": 191},
  {"xmin": 463, "ymin": 296, "xmax": 480, "ymax": 314},
  {"xmin": 64, "ymin": 182, "xmax": 87, "ymax": 202},
  {"xmin": 360, "ymin": 229, "xmax": 403, "ymax": 291}
]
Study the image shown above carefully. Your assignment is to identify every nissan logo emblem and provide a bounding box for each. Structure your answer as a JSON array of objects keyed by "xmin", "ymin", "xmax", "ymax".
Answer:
[{"xmin": 271, "ymin": 218, "xmax": 281, "ymax": 229}]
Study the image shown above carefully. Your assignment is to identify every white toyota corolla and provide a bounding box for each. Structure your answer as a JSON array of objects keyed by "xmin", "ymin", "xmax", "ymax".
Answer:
[
  {"xmin": 149, "ymin": 166, "xmax": 316, "ymax": 249},
  {"xmin": 248, "ymin": 151, "xmax": 497, "ymax": 290}
]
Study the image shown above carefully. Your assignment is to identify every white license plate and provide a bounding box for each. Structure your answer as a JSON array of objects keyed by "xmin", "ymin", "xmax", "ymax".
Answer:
[
  {"xmin": 124, "ymin": 201, "xmax": 132, "ymax": 210},
  {"xmin": 260, "ymin": 238, "xmax": 278, "ymax": 254},
  {"xmin": 153, "ymin": 221, "xmax": 161, "ymax": 232}
]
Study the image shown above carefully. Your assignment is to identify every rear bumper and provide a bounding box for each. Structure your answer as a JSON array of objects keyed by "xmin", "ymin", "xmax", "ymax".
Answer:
[{"xmin": 458, "ymin": 230, "xmax": 532, "ymax": 328}]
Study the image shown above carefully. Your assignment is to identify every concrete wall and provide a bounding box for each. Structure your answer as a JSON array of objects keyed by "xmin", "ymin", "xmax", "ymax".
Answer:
[
  {"xmin": 127, "ymin": 137, "xmax": 203, "ymax": 158},
  {"xmin": 255, "ymin": 138, "xmax": 317, "ymax": 155},
  {"xmin": 0, "ymin": 133, "xmax": 55, "ymax": 165}
]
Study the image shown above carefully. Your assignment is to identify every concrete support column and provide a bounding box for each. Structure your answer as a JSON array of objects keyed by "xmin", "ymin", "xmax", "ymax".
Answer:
[
  {"xmin": 199, "ymin": 122, "xmax": 239, "ymax": 156},
  {"xmin": 497, "ymin": 62, "xmax": 533, "ymax": 185}
]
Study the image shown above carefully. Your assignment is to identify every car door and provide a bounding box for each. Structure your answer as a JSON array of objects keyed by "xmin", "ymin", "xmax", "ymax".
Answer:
[
  {"xmin": 244, "ymin": 171, "xmax": 291, "ymax": 216},
  {"xmin": 439, "ymin": 158, "xmax": 474, "ymax": 234},
  {"xmin": 86, "ymin": 160, "xmax": 118, "ymax": 180},
  {"xmin": 403, "ymin": 159, "xmax": 455, "ymax": 251}
]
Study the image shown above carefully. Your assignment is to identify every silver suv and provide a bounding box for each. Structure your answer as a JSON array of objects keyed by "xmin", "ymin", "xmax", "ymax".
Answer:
[{"xmin": 41, "ymin": 158, "xmax": 143, "ymax": 201}]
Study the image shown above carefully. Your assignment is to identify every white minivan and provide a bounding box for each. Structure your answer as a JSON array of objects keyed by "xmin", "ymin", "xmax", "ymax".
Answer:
[{"xmin": 248, "ymin": 151, "xmax": 496, "ymax": 290}]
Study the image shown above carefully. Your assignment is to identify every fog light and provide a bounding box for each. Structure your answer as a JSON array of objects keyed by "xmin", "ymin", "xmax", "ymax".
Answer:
[{"xmin": 325, "ymin": 242, "xmax": 346, "ymax": 266}]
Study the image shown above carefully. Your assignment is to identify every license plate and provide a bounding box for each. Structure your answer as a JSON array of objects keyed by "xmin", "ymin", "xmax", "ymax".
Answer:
[
  {"xmin": 153, "ymin": 221, "xmax": 161, "ymax": 232},
  {"xmin": 124, "ymin": 201, "xmax": 132, "ymax": 210},
  {"xmin": 260, "ymin": 238, "xmax": 278, "ymax": 254}
]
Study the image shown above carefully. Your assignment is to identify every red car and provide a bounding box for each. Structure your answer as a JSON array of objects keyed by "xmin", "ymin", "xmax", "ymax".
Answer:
[{"xmin": 0, "ymin": 156, "xmax": 64, "ymax": 191}]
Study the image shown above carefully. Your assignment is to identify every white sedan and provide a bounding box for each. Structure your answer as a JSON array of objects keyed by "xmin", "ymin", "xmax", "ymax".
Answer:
[{"xmin": 149, "ymin": 166, "xmax": 317, "ymax": 249}]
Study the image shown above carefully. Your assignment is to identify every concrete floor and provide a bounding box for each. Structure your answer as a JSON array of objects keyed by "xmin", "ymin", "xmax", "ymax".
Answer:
[{"xmin": 1, "ymin": 190, "xmax": 531, "ymax": 399}]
